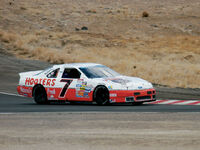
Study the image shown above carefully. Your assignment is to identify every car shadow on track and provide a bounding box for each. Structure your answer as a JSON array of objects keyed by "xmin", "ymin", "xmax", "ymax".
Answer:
[{"xmin": 22, "ymin": 101, "xmax": 155, "ymax": 107}]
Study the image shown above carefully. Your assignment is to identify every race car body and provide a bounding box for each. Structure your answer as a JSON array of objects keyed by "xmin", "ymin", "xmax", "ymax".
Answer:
[{"xmin": 17, "ymin": 63, "xmax": 156, "ymax": 105}]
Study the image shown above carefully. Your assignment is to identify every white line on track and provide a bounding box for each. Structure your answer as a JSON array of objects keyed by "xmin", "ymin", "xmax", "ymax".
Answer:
[
  {"xmin": 0, "ymin": 113, "xmax": 18, "ymax": 115},
  {"xmin": 0, "ymin": 111, "xmax": 200, "ymax": 115},
  {"xmin": 0, "ymin": 112, "xmax": 163, "ymax": 115},
  {"xmin": 0, "ymin": 91, "xmax": 23, "ymax": 97}
]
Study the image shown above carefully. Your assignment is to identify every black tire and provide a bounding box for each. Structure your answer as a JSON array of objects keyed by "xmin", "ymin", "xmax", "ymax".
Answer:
[
  {"xmin": 69, "ymin": 101, "xmax": 78, "ymax": 105},
  {"xmin": 33, "ymin": 85, "xmax": 48, "ymax": 104},
  {"xmin": 132, "ymin": 102, "xmax": 143, "ymax": 106},
  {"xmin": 93, "ymin": 86, "xmax": 110, "ymax": 105}
]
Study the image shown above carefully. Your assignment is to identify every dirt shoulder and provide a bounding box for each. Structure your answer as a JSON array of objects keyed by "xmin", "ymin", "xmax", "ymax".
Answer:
[{"xmin": 0, "ymin": 113, "xmax": 200, "ymax": 150}]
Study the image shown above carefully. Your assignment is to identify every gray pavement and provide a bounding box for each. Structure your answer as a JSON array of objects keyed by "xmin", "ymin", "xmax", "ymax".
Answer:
[{"xmin": 0, "ymin": 94, "xmax": 200, "ymax": 113}]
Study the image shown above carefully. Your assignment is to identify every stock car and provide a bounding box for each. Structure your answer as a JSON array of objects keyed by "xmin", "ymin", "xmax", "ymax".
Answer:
[{"xmin": 17, "ymin": 63, "xmax": 156, "ymax": 105}]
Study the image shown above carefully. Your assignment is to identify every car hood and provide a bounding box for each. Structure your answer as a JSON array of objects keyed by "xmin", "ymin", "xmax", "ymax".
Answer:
[{"xmin": 95, "ymin": 76, "xmax": 153, "ymax": 90}]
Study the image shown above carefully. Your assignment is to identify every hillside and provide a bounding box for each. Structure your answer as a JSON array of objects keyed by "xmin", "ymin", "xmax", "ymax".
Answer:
[{"xmin": 0, "ymin": 0, "xmax": 200, "ymax": 88}]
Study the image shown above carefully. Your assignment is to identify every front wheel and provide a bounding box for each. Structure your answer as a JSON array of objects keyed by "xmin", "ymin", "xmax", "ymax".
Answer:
[{"xmin": 93, "ymin": 86, "xmax": 110, "ymax": 105}]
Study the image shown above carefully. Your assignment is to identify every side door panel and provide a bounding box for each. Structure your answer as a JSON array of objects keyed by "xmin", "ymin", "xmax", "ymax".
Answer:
[
  {"xmin": 69, "ymin": 79, "xmax": 93, "ymax": 101},
  {"xmin": 57, "ymin": 67, "xmax": 93, "ymax": 101}
]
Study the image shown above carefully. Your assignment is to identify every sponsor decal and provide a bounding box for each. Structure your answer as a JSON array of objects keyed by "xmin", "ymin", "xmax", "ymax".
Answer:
[
  {"xmin": 108, "ymin": 85, "xmax": 113, "ymax": 89},
  {"xmin": 110, "ymin": 93, "xmax": 117, "ymax": 97},
  {"xmin": 82, "ymin": 81, "xmax": 87, "ymax": 85},
  {"xmin": 84, "ymin": 87, "xmax": 91, "ymax": 92},
  {"xmin": 80, "ymin": 85, "xmax": 86, "ymax": 91},
  {"xmin": 84, "ymin": 92, "xmax": 89, "ymax": 97},
  {"xmin": 20, "ymin": 87, "xmax": 32, "ymax": 93},
  {"xmin": 47, "ymin": 89, "xmax": 56, "ymax": 95},
  {"xmin": 25, "ymin": 78, "xmax": 56, "ymax": 86},
  {"xmin": 76, "ymin": 81, "xmax": 92, "ymax": 98},
  {"xmin": 76, "ymin": 84, "xmax": 82, "ymax": 88}
]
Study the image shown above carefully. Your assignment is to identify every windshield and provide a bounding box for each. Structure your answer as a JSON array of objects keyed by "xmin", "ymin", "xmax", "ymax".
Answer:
[{"xmin": 79, "ymin": 65, "xmax": 120, "ymax": 78}]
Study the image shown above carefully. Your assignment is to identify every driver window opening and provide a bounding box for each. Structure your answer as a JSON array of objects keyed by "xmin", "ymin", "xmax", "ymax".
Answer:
[
  {"xmin": 62, "ymin": 68, "xmax": 80, "ymax": 79},
  {"xmin": 47, "ymin": 68, "xmax": 60, "ymax": 78}
]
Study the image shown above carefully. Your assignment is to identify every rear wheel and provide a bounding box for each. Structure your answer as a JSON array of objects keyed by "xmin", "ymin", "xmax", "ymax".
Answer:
[
  {"xmin": 33, "ymin": 85, "xmax": 48, "ymax": 104},
  {"xmin": 93, "ymin": 86, "xmax": 109, "ymax": 105}
]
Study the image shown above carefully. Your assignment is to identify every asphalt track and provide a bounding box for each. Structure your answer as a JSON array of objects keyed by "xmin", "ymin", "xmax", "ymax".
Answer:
[{"xmin": 0, "ymin": 93, "xmax": 200, "ymax": 113}]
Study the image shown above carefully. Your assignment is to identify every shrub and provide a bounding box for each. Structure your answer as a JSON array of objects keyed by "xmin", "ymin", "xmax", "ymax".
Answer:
[{"xmin": 142, "ymin": 11, "xmax": 149, "ymax": 17}]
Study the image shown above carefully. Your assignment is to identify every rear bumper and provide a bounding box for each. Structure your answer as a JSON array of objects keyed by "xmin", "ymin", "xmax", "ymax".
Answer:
[
  {"xmin": 17, "ymin": 85, "xmax": 33, "ymax": 97},
  {"xmin": 109, "ymin": 88, "xmax": 156, "ymax": 103}
]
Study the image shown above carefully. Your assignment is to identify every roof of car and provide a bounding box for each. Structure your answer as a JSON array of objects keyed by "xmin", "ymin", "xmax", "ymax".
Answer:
[{"xmin": 53, "ymin": 63, "xmax": 103, "ymax": 68}]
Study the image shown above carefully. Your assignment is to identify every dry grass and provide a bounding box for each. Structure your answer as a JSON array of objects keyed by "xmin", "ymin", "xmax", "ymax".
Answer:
[
  {"xmin": 1, "ymin": 29, "xmax": 200, "ymax": 88},
  {"xmin": 0, "ymin": 30, "xmax": 17, "ymax": 43},
  {"xmin": 1, "ymin": 0, "xmax": 200, "ymax": 88}
]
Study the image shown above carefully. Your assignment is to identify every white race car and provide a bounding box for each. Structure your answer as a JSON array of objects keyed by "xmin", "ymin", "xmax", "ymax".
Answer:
[{"xmin": 17, "ymin": 63, "xmax": 156, "ymax": 105}]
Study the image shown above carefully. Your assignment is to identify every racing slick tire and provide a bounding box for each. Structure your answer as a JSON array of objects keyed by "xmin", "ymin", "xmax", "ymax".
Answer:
[
  {"xmin": 132, "ymin": 102, "xmax": 143, "ymax": 105},
  {"xmin": 93, "ymin": 85, "xmax": 110, "ymax": 105},
  {"xmin": 33, "ymin": 85, "xmax": 48, "ymax": 104}
]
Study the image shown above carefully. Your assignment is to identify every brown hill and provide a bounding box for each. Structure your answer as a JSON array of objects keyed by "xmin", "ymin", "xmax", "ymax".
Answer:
[{"xmin": 0, "ymin": 0, "xmax": 200, "ymax": 88}]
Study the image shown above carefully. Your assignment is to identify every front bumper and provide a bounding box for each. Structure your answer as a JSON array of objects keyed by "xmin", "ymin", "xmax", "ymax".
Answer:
[{"xmin": 109, "ymin": 88, "xmax": 156, "ymax": 103}]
